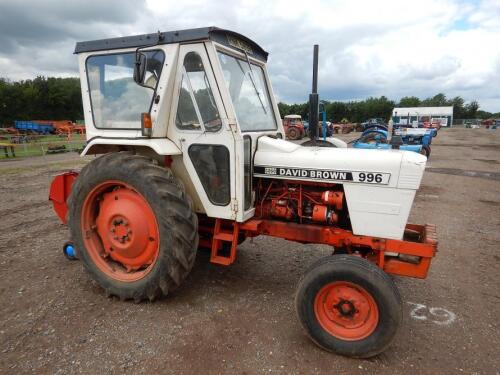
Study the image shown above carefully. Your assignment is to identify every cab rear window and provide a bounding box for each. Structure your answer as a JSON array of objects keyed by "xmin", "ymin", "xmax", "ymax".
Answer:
[{"xmin": 86, "ymin": 50, "xmax": 165, "ymax": 129}]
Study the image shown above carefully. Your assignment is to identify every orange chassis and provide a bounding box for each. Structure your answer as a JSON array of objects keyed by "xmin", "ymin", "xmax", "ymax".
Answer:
[
  {"xmin": 204, "ymin": 218, "xmax": 437, "ymax": 279},
  {"xmin": 50, "ymin": 171, "xmax": 438, "ymax": 280}
]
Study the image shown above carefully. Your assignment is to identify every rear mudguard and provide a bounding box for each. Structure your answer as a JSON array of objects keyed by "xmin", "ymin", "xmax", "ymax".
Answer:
[{"xmin": 49, "ymin": 171, "xmax": 79, "ymax": 224}]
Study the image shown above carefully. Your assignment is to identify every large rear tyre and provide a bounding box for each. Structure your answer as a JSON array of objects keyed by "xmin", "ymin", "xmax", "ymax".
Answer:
[
  {"xmin": 359, "ymin": 131, "xmax": 388, "ymax": 144},
  {"xmin": 295, "ymin": 255, "xmax": 402, "ymax": 358},
  {"xmin": 287, "ymin": 127, "xmax": 300, "ymax": 140},
  {"xmin": 68, "ymin": 152, "xmax": 198, "ymax": 302}
]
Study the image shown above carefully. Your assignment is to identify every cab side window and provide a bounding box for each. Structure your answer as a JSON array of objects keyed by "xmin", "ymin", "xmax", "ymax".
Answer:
[{"xmin": 176, "ymin": 52, "xmax": 222, "ymax": 132}]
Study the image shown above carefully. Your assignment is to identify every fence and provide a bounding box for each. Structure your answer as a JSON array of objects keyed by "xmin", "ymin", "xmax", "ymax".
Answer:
[{"xmin": 0, "ymin": 133, "xmax": 86, "ymax": 159}]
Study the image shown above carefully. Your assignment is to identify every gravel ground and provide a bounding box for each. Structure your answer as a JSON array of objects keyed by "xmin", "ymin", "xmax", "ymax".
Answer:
[{"xmin": 0, "ymin": 128, "xmax": 499, "ymax": 374}]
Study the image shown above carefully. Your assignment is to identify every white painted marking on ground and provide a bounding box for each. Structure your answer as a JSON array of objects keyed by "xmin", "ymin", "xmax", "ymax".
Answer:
[{"xmin": 407, "ymin": 302, "xmax": 456, "ymax": 326}]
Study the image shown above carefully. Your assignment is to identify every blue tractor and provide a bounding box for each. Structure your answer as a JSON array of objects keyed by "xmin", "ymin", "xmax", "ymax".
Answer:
[
  {"xmin": 353, "ymin": 124, "xmax": 434, "ymax": 158},
  {"xmin": 394, "ymin": 126, "xmax": 436, "ymax": 158}
]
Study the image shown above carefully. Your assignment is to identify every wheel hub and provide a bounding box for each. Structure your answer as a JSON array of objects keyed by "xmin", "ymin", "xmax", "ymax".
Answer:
[
  {"xmin": 334, "ymin": 300, "xmax": 358, "ymax": 318},
  {"xmin": 111, "ymin": 218, "xmax": 132, "ymax": 244},
  {"xmin": 96, "ymin": 188, "xmax": 158, "ymax": 271},
  {"xmin": 314, "ymin": 281, "xmax": 379, "ymax": 341},
  {"xmin": 81, "ymin": 181, "xmax": 160, "ymax": 281}
]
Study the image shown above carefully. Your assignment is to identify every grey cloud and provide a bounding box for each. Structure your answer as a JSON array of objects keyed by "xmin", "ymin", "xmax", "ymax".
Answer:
[
  {"xmin": 0, "ymin": 0, "xmax": 499, "ymax": 111},
  {"xmin": 0, "ymin": 0, "xmax": 147, "ymax": 54}
]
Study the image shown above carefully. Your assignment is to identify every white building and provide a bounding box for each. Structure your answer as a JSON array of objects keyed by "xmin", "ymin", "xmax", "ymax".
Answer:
[{"xmin": 392, "ymin": 106, "xmax": 454, "ymax": 127}]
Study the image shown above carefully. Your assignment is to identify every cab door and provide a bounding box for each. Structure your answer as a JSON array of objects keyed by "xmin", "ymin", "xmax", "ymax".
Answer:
[{"xmin": 169, "ymin": 43, "xmax": 237, "ymax": 220}]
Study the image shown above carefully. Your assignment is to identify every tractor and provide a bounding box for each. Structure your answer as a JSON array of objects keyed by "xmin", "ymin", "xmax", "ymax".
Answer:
[
  {"xmin": 49, "ymin": 27, "xmax": 437, "ymax": 358},
  {"xmin": 282, "ymin": 114, "xmax": 306, "ymax": 140},
  {"xmin": 353, "ymin": 124, "xmax": 434, "ymax": 158}
]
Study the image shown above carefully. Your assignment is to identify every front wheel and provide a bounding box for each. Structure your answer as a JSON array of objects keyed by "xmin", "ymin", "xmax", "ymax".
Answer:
[{"xmin": 295, "ymin": 255, "xmax": 402, "ymax": 358}]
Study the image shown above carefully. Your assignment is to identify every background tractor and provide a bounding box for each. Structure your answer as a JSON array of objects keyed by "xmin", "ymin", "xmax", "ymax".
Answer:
[
  {"xmin": 352, "ymin": 123, "xmax": 435, "ymax": 158},
  {"xmin": 49, "ymin": 27, "xmax": 437, "ymax": 358},
  {"xmin": 282, "ymin": 114, "xmax": 306, "ymax": 140}
]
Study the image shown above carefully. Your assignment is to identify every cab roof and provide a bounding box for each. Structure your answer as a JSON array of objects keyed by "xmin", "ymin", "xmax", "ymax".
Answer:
[{"xmin": 74, "ymin": 26, "xmax": 268, "ymax": 62}]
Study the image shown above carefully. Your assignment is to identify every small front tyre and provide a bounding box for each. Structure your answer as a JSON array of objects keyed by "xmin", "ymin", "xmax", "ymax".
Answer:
[{"xmin": 295, "ymin": 255, "xmax": 402, "ymax": 358}]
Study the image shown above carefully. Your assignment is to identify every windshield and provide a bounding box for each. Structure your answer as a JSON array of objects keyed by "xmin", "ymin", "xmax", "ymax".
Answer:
[{"xmin": 217, "ymin": 51, "xmax": 277, "ymax": 132}]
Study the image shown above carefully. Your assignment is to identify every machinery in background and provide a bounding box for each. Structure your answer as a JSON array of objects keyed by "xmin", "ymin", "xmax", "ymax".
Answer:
[
  {"xmin": 282, "ymin": 114, "xmax": 306, "ymax": 140},
  {"xmin": 14, "ymin": 120, "xmax": 85, "ymax": 135},
  {"xmin": 352, "ymin": 123, "xmax": 436, "ymax": 158}
]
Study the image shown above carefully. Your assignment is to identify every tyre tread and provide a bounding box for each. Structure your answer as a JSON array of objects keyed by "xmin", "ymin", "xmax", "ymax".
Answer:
[{"xmin": 68, "ymin": 151, "xmax": 198, "ymax": 302}]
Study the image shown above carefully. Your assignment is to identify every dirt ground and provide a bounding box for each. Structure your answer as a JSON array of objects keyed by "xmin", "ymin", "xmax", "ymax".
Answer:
[{"xmin": 0, "ymin": 128, "xmax": 499, "ymax": 374}]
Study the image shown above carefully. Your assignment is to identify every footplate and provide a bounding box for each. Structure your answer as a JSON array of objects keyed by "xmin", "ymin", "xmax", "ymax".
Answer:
[{"xmin": 383, "ymin": 223, "xmax": 438, "ymax": 279}]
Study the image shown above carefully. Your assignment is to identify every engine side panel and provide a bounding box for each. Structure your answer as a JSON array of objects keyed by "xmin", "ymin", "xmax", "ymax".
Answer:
[{"xmin": 343, "ymin": 185, "xmax": 416, "ymax": 239}]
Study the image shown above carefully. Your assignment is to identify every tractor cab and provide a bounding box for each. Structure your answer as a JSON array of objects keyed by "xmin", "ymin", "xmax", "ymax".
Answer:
[{"xmin": 76, "ymin": 27, "xmax": 283, "ymax": 222}]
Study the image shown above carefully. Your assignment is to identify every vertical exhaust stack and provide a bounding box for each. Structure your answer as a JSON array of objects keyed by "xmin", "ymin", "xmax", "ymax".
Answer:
[{"xmin": 308, "ymin": 45, "xmax": 319, "ymax": 143}]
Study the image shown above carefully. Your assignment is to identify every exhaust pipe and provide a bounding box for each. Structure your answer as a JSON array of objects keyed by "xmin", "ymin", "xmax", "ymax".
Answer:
[{"xmin": 308, "ymin": 45, "xmax": 319, "ymax": 143}]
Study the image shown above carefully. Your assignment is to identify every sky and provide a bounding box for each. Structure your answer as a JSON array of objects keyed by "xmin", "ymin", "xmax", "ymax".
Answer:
[{"xmin": 0, "ymin": 0, "xmax": 499, "ymax": 111}]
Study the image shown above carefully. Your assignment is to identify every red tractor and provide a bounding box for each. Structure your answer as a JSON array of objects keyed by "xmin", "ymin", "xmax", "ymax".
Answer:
[{"xmin": 283, "ymin": 115, "xmax": 306, "ymax": 140}]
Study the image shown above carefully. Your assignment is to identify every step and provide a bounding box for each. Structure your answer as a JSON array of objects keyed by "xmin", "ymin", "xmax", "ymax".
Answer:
[
  {"xmin": 210, "ymin": 255, "xmax": 232, "ymax": 266},
  {"xmin": 240, "ymin": 219, "xmax": 262, "ymax": 231},
  {"xmin": 214, "ymin": 232, "xmax": 234, "ymax": 242}
]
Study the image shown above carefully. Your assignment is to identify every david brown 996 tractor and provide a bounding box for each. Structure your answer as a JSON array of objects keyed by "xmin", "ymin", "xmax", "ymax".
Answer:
[{"xmin": 49, "ymin": 27, "xmax": 437, "ymax": 358}]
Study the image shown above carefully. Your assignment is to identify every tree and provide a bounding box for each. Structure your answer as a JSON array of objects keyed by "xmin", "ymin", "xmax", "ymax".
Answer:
[
  {"xmin": 398, "ymin": 96, "xmax": 421, "ymax": 107},
  {"xmin": 0, "ymin": 76, "xmax": 83, "ymax": 126},
  {"xmin": 450, "ymin": 96, "xmax": 465, "ymax": 119},
  {"xmin": 464, "ymin": 100, "xmax": 479, "ymax": 118},
  {"xmin": 476, "ymin": 110, "xmax": 492, "ymax": 119},
  {"xmin": 422, "ymin": 93, "xmax": 448, "ymax": 107}
]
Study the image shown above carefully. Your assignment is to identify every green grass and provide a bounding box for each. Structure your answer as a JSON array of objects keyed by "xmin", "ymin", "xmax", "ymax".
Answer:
[{"xmin": 0, "ymin": 139, "xmax": 86, "ymax": 159}]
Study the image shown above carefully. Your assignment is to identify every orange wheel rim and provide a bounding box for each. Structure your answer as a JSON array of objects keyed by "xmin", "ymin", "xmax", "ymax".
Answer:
[
  {"xmin": 314, "ymin": 281, "xmax": 379, "ymax": 341},
  {"xmin": 81, "ymin": 181, "xmax": 159, "ymax": 282}
]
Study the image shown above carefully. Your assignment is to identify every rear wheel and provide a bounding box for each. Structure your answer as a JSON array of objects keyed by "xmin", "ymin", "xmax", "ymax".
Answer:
[
  {"xmin": 295, "ymin": 255, "xmax": 402, "ymax": 358},
  {"xmin": 287, "ymin": 127, "xmax": 300, "ymax": 140},
  {"xmin": 359, "ymin": 132, "xmax": 387, "ymax": 144},
  {"xmin": 68, "ymin": 152, "xmax": 198, "ymax": 302}
]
